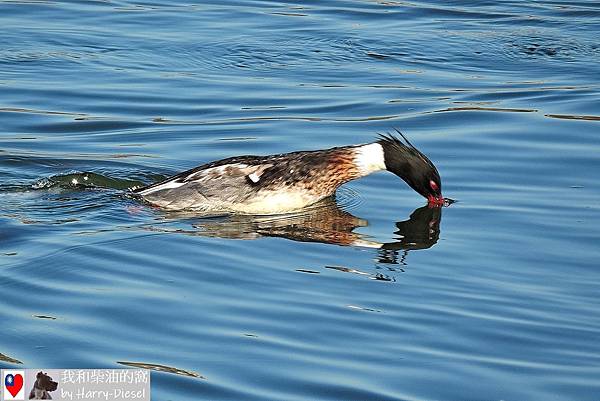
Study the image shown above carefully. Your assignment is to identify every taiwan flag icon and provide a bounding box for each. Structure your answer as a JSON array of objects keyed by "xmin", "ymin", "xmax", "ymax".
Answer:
[{"xmin": 3, "ymin": 370, "xmax": 25, "ymax": 400}]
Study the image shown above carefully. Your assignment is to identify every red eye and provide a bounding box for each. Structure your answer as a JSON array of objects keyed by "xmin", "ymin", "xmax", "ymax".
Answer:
[{"xmin": 429, "ymin": 180, "xmax": 439, "ymax": 191}]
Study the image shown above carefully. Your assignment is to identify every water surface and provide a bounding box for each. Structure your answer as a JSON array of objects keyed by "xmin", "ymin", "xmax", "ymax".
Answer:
[{"xmin": 1, "ymin": 1, "xmax": 600, "ymax": 400}]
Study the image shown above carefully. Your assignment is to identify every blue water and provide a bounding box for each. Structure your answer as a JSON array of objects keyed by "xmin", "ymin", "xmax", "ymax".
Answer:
[{"xmin": 1, "ymin": 1, "xmax": 600, "ymax": 400}]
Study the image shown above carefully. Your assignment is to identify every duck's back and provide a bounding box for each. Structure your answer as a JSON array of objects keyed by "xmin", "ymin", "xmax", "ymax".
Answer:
[{"xmin": 134, "ymin": 145, "xmax": 362, "ymax": 214}]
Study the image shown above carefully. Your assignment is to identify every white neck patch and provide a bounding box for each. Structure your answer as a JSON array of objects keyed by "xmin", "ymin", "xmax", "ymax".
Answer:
[{"xmin": 354, "ymin": 143, "xmax": 386, "ymax": 176}]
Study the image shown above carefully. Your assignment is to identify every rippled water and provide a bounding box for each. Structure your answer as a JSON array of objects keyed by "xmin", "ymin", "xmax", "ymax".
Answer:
[{"xmin": 2, "ymin": 1, "xmax": 600, "ymax": 400}]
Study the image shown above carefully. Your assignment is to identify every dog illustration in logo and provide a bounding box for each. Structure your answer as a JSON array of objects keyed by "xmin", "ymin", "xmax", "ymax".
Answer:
[{"xmin": 28, "ymin": 371, "xmax": 58, "ymax": 400}]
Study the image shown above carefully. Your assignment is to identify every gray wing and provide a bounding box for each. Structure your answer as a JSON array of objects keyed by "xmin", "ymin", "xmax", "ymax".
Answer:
[{"xmin": 136, "ymin": 163, "xmax": 273, "ymax": 210}]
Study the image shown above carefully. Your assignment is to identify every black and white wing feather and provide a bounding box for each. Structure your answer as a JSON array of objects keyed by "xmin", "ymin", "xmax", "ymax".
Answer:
[{"xmin": 134, "ymin": 159, "xmax": 275, "ymax": 210}]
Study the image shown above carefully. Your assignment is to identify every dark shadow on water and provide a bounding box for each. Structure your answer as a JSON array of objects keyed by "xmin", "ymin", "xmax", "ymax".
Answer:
[
  {"xmin": 154, "ymin": 197, "xmax": 443, "ymax": 264},
  {"xmin": 117, "ymin": 361, "xmax": 204, "ymax": 379},
  {"xmin": 0, "ymin": 352, "xmax": 22, "ymax": 365}
]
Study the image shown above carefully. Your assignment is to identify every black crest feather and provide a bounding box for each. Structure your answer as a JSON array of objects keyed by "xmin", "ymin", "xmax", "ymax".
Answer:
[
  {"xmin": 377, "ymin": 129, "xmax": 437, "ymax": 171},
  {"xmin": 377, "ymin": 129, "xmax": 442, "ymax": 199}
]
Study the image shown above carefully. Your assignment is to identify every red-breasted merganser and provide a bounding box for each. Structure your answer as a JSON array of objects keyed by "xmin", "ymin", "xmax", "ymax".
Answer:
[{"xmin": 134, "ymin": 131, "xmax": 444, "ymax": 214}]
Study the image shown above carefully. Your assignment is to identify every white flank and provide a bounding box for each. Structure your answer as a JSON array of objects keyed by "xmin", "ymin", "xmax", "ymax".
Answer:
[
  {"xmin": 137, "ymin": 179, "xmax": 186, "ymax": 195},
  {"xmin": 354, "ymin": 143, "xmax": 386, "ymax": 176},
  {"xmin": 231, "ymin": 191, "xmax": 320, "ymax": 214}
]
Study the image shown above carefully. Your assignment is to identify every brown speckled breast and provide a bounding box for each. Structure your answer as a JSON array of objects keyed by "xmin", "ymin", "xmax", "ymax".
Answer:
[
  {"xmin": 256, "ymin": 146, "xmax": 361, "ymax": 198},
  {"xmin": 308, "ymin": 149, "xmax": 360, "ymax": 196}
]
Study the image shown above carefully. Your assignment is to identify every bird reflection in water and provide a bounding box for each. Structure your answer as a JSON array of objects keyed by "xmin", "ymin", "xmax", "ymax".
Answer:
[
  {"xmin": 155, "ymin": 196, "xmax": 444, "ymax": 265},
  {"xmin": 378, "ymin": 205, "xmax": 442, "ymax": 265}
]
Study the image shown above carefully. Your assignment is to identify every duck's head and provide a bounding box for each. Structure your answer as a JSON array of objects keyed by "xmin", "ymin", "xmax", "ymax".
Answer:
[{"xmin": 378, "ymin": 132, "xmax": 444, "ymax": 206}]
